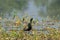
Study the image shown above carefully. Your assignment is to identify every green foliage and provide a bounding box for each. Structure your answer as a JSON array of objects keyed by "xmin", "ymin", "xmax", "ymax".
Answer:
[
  {"xmin": 47, "ymin": 0, "xmax": 60, "ymax": 19},
  {"xmin": 0, "ymin": 0, "xmax": 28, "ymax": 17},
  {"xmin": 34, "ymin": 0, "xmax": 48, "ymax": 6},
  {"xmin": 34, "ymin": 0, "xmax": 60, "ymax": 19}
]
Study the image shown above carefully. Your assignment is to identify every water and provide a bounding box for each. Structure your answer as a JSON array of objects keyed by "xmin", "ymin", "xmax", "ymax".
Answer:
[
  {"xmin": 24, "ymin": 0, "xmax": 47, "ymax": 20},
  {"xmin": 5, "ymin": 0, "xmax": 47, "ymax": 20},
  {"xmin": 1, "ymin": 0, "xmax": 60, "ymax": 31}
]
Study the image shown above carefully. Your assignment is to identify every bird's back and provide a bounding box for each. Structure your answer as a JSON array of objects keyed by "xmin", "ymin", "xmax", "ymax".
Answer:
[{"xmin": 23, "ymin": 23, "xmax": 32, "ymax": 31}]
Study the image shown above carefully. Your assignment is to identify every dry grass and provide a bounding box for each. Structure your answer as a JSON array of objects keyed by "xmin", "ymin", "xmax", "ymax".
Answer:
[{"xmin": 0, "ymin": 16, "xmax": 60, "ymax": 40}]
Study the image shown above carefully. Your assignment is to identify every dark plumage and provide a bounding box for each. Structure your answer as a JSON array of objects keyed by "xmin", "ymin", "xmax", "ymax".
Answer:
[{"xmin": 23, "ymin": 18, "xmax": 33, "ymax": 31}]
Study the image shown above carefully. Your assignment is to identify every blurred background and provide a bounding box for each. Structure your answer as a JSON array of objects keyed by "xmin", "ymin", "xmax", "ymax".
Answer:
[{"xmin": 0, "ymin": 0, "xmax": 60, "ymax": 20}]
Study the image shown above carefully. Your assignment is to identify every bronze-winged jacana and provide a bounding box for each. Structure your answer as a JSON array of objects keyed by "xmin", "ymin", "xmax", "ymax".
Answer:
[{"xmin": 23, "ymin": 18, "xmax": 33, "ymax": 31}]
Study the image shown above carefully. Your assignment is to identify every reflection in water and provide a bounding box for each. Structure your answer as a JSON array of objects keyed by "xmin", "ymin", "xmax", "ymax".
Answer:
[
  {"xmin": 39, "ymin": 5, "xmax": 47, "ymax": 16},
  {"xmin": 5, "ymin": 0, "xmax": 52, "ymax": 20},
  {"xmin": 23, "ymin": 0, "xmax": 47, "ymax": 20}
]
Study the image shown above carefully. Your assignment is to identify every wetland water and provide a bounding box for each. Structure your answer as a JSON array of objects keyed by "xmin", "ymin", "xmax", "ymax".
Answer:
[{"xmin": 0, "ymin": 0, "xmax": 60, "ymax": 31}]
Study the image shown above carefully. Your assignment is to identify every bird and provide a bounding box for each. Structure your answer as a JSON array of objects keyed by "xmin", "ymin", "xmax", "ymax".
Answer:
[{"xmin": 23, "ymin": 18, "xmax": 33, "ymax": 31}]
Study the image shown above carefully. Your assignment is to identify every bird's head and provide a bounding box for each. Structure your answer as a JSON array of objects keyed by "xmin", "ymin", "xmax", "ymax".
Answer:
[{"xmin": 30, "ymin": 18, "xmax": 33, "ymax": 23}]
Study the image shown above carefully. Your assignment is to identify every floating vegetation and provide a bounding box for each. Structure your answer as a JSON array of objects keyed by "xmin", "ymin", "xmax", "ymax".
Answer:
[{"xmin": 0, "ymin": 15, "xmax": 60, "ymax": 40}]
